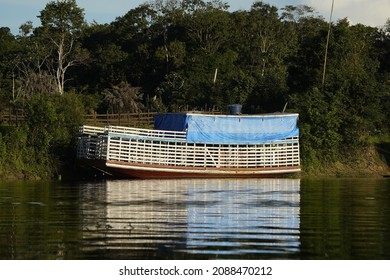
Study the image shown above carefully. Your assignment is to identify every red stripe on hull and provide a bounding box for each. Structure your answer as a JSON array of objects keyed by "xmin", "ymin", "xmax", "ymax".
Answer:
[
  {"xmin": 107, "ymin": 169, "xmax": 284, "ymax": 179},
  {"xmin": 79, "ymin": 159, "xmax": 300, "ymax": 179}
]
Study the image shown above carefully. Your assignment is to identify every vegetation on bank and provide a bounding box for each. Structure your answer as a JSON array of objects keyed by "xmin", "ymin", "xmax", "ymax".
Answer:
[
  {"xmin": 0, "ymin": 0, "xmax": 389, "ymax": 179},
  {"xmin": 0, "ymin": 94, "xmax": 84, "ymax": 179}
]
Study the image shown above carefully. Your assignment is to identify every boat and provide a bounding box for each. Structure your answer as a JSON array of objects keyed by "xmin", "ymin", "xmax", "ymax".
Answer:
[{"xmin": 77, "ymin": 111, "xmax": 301, "ymax": 179}]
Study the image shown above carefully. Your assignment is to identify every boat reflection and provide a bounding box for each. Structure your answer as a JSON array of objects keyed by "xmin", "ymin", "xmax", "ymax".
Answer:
[{"xmin": 81, "ymin": 178, "xmax": 300, "ymax": 259}]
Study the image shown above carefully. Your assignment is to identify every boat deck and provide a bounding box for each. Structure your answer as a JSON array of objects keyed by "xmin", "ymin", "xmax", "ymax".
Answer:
[{"xmin": 77, "ymin": 125, "xmax": 300, "ymax": 178}]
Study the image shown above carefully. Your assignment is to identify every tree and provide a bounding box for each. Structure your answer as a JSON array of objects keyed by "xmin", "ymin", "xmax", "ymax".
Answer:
[
  {"xmin": 377, "ymin": 19, "xmax": 390, "ymax": 134},
  {"xmin": 285, "ymin": 15, "xmax": 328, "ymax": 92},
  {"xmin": 37, "ymin": 0, "xmax": 88, "ymax": 95},
  {"xmin": 14, "ymin": 28, "xmax": 57, "ymax": 99},
  {"xmin": 110, "ymin": 5, "xmax": 158, "ymax": 89},
  {"xmin": 148, "ymin": 0, "xmax": 184, "ymax": 74},
  {"xmin": 0, "ymin": 27, "xmax": 18, "ymax": 103},
  {"xmin": 181, "ymin": 0, "xmax": 230, "ymax": 55},
  {"xmin": 290, "ymin": 16, "xmax": 388, "ymax": 167},
  {"xmin": 327, "ymin": 20, "xmax": 385, "ymax": 147},
  {"xmin": 281, "ymin": 5, "xmax": 319, "ymax": 23},
  {"xmin": 103, "ymin": 81, "xmax": 144, "ymax": 113},
  {"xmin": 378, "ymin": 19, "xmax": 390, "ymax": 75},
  {"xmin": 241, "ymin": 2, "xmax": 294, "ymax": 112}
]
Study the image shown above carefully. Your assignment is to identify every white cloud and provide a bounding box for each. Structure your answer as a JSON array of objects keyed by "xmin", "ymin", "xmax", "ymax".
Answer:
[
  {"xmin": 306, "ymin": 0, "xmax": 389, "ymax": 27},
  {"xmin": 228, "ymin": 0, "xmax": 388, "ymax": 27}
]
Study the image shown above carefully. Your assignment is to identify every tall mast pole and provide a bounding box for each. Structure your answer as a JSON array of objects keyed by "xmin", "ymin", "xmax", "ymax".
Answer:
[{"xmin": 322, "ymin": 0, "xmax": 335, "ymax": 91}]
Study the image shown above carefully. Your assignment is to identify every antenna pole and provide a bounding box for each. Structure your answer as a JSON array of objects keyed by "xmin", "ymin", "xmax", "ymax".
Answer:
[
  {"xmin": 213, "ymin": 68, "xmax": 218, "ymax": 83},
  {"xmin": 322, "ymin": 0, "xmax": 334, "ymax": 91}
]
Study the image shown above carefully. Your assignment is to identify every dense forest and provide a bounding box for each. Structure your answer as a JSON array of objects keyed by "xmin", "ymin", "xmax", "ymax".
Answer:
[{"xmin": 0, "ymin": 0, "xmax": 389, "ymax": 179}]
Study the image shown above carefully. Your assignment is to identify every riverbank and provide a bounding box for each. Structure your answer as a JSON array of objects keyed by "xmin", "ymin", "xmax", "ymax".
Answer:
[
  {"xmin": 300, "ymin": 144, "xmax": 390, "ymax": 178},
  {"xmin": 1, "ymin": 136, "xmax": 389, "ymax": 181},
  {"xmin": 1, "ymin": 158, "xmax": 389, "ymax": 182}
]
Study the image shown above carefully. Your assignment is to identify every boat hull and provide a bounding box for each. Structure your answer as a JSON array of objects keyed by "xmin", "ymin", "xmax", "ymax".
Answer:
[
  {"xmin": 77, "ymin": 118, "xmax": 301, "ymax": 179},
  {"xmin": 79, "ymin": 159, "xmax": 300, "ymax": 179}
]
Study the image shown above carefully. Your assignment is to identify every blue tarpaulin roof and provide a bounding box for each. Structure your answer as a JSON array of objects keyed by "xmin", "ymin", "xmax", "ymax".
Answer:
[
  {"xmin": 154, "ymin": 113, "xmax": 188, "ymax": 132},
  {"xmin": 154, "ymin": 113, "xmax": 299, "ymax": 144}
]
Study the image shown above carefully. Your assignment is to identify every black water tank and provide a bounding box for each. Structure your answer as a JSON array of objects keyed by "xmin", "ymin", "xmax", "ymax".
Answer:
[{"xmin": 228, "ymin": 104, "xmax": 242, "ymax": 115}]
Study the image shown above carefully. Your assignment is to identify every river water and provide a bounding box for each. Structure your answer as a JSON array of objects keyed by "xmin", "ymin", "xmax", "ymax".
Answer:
[{"xmin": 0, "ymin": 178, "xmax": 389, "ymax": 260}]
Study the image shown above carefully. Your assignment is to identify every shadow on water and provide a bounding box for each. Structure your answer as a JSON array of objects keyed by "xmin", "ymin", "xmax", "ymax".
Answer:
[
  {"xmin": 299, "ymin": 178, "xmax": 390, "ymax": 259},
  {"xmin": 0, "ymin": 180, "xmax": 82, "ymax": 260},
  {"xmin": 1, "ymin": 178, "xmax": 390, "ymax": 259},
  {"xmin": 376, "ymin": 142, "xmax": 390, "ymax": 170}
]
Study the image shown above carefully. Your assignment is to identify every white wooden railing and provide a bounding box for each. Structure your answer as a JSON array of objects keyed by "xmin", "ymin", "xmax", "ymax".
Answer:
[
  {"xmin": 106, "ymin": 136, "xmax": 299, "ymax": 169},
  {"xmin": 107, "ymin": 126, "xmax": 187, "ymax": 141},
  {"xmin": 79, "ymin": 125, "xmax": 106, "ymax": 135},
  {"xmin": 77, "ymin": 134, "xmax": 107, "ymax": 160},
  {"xmin": 78, "ymin": 125, "xmax": 300, "ymax": 169},
  {"xmin": 80, "ymin": 125, "xmax": 187, "ymax": 141}
]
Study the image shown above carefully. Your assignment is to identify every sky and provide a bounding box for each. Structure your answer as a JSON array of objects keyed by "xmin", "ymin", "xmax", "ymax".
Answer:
[{"xmin": 0, "ymin": 0, "xmax": 389, "ymax": 35}]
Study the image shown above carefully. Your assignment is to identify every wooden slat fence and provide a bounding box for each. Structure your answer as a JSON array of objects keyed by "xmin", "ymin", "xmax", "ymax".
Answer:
[
  {"xmin": 84, "ymin": 112, "xmax": 155, "ymax": 128},
  {"xmin": 1, "ymin": 109, "xmax": 221, "ymax": 127},
  {"xmin": 0, "ymin": 108, "xmax": 26, "ymax": 125},
  {"xmin": 0, "ymin": 109, "xmax": 156, "ymax": 127}
]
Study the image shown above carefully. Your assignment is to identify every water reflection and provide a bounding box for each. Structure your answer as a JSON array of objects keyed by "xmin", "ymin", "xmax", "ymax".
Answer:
[
  {"xmin": 2, "ymin": 178, "xmax": 390, "ymax": 259},
  {"xmin": 81, "ymin": 178, "xmax": 301, "ymax": 259}
]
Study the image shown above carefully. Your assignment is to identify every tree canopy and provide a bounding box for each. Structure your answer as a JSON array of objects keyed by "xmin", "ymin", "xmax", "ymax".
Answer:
[{"xmin": 0, "ymin": 0, "xmax": 389, "ymax": 172}]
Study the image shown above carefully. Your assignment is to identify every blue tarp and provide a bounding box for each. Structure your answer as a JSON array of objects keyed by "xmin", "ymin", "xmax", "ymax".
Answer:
[
  {"xmin": 186, "ymin": 114, "xmax": 299, "ymax": 144},
  {"xmin": 154, "ymin": 113, "xmax": 299, "ymax": 144},
  {"xmin": 154, "ymin": 113, "xmax": 189, "ymax": 131}
]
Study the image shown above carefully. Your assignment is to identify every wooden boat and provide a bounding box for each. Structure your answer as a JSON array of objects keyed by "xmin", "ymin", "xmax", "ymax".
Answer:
[{"xmin": 77, "ymin": 112, "xmax": 300, "ymax": 179}]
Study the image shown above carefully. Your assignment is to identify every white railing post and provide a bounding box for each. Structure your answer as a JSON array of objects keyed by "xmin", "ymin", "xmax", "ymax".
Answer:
[{"xmin": 106, "ymin": 135, "xmax": 111, "ymax": 161}]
